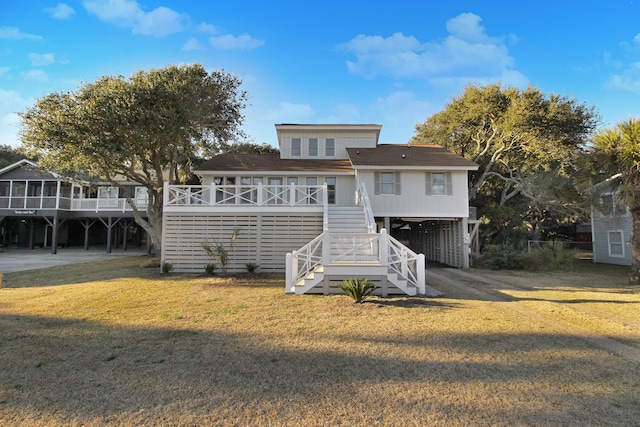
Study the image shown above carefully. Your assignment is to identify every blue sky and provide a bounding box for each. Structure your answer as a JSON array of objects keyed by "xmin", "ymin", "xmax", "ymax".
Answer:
[{"xmin": 1, "ymin": 1, "xmax": 640, "ymax": 149}]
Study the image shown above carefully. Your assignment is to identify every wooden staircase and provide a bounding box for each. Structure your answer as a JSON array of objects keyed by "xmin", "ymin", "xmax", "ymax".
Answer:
[{"xmin": 288, "ymin": 206, "xmax": 427, "ymax": 296}]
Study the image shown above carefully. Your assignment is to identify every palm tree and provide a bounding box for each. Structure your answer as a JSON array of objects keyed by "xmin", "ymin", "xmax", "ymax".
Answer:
[{"xmin": 588, "ymin": 118, "xmax": 640, "ymax": 284}]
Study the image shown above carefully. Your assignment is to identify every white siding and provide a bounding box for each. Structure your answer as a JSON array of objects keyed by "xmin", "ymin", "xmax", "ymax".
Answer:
[
  {"xmin": 592, "ymin": 207, "xmax": 633, "ymax": 266},
  {"xmin": 279, "ymin": 130, "xmax": 377, "ymax": 159},
  {"xmin": 162, "ymin": 212, "xmax": 323, "ymax": 273},
  {"xmin": 359, "ymin": 170, "xmax": 470, "ymax": 218}
]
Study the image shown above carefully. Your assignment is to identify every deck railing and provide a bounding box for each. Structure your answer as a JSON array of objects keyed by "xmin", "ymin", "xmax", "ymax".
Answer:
[
  {"xmin": 0, "ymin": 195, "xmax": 147, "ymax": 212},
  {"xmin": 355, "ymin": 182, "xmax": 376, "ymax": 233},
  {"xmin": 165, "ymin": 183, "xmax": 326, "ymax": 207}
]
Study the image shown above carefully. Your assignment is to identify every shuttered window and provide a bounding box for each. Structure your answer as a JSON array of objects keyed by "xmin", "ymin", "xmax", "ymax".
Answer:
[
  {"xmin": 426, "ymin": 172, "xmax": 452, "ymax": 196},
  {"xmin": 374, "ymin": 172, "xmax": 401, "ymax": 195}
]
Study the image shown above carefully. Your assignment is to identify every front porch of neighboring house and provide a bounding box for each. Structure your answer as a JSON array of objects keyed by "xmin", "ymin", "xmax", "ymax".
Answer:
[{"xmin": 162, "ymin": 182, "xmax": 453, "ymax": 297}]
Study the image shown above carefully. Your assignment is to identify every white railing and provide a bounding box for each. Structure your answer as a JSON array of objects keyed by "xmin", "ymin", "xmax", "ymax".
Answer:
[
  {"xmin": 383, "ymin": 229, "xmax": 426, "ymax": 295},
  {"xmin": 287, "ymin": 228, "xmax": 426, "ymax": 295},
  {"xmin": 356, "ymin": 182, "xmax": 376, "ymax": 233},
  {"xmin": 165, "ymin": 183, "xmax": 326, "ymax": 207},
  {"xmin": 286, "ymin": 232, "xmax": 325, "ymax": 292},
  {"xmin": 0, "ymin": 195, "xmax": 147, "ymax": 212}
]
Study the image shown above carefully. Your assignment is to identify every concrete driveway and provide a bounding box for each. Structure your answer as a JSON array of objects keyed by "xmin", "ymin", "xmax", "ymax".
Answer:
[{"xmin": 0, "ymin": 247, "xmax": 148, "ymax": 273}]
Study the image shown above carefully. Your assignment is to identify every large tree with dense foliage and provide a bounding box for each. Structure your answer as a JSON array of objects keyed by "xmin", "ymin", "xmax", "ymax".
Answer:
[
  {"xmin": 0, "ymin": 145, "xmax": 26, "ymax": 168},
  {"xmin": 586, "ymin": 118, "xmax": 640, "ymax": 284},
  {"xmin": 411, "ymin": 83, "xmax": 598, "ymax": 243},
  {"xmin": 19, "ymin": 64, "xmax": 247, "ymax": 252}
]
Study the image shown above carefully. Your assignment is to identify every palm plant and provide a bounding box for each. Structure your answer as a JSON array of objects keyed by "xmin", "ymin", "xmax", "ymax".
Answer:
[
  {"xmin": 338, "ymin": 278, "xmax": 377, "ymax": 303},
  {"xmin": 587, "ymin": 118, "xmax": 640, "ymax": 283}
]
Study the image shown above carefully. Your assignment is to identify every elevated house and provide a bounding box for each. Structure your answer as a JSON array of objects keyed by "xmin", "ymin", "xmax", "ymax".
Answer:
[
  {"xmin": 591, "ymin": 174, "xmax": 632, "ymax": 266},
  {"xmin": 0, "ymin": 159, "xmax": 149, "ymax": 252},
  {"xmin": 162, "ymin": 124, "xmax": 478, "ymax": 296}
]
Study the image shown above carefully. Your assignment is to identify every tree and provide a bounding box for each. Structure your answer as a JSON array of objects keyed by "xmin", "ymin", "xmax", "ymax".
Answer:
[
  {"xmin": 0, "ymin": 145, "xmax": 27, "ymax": 168},
  {"xmin": 19, "ymin": 64, "xmax": 247, "ymax": 252},
  {"xmin": 411, "ymin": 83, "xmax": 598, "ymax": 244},
  {"xmin": 586, "ymin": 118, "xmax": 640, "ymax": 284}
]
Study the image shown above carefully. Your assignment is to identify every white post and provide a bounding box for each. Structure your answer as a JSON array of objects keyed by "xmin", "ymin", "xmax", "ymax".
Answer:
[
  {"xmin": 380, "ymin": 228, "xmax": 389, "ymax": 266},
  {"xmin": 417, "ymin": 253, "xmax": 426, "ymax": 295},
  {"xmin": 286, "ymin": 252, "xmax": 294, "ymax": 293},
  {"xmin": 322, "ymin": 232, "xmax": 331, "ymax": 265},
  {"xmin": 257, "ymin": 182, "xmax": 263, "ymax": 206},
  {"xmin": 290, "ymin": 183, "xmax": 295, "ymax": 206},
  {"xmin": 163, "ymin": 182, "xmax": 169, "ymax": 206},
  {"xmin": 209, "ymin": 183, "xmax": 215, "ymax": 206}
]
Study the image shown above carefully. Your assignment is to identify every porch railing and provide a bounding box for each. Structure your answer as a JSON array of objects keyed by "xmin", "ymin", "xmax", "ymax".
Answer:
[
  {"xmin": 286, "ymin": 228, "xmax": 425, "ymax": 294},
  {"xmin": 355, "ymin": 182, "xmax": 376, "ymax": 233},
  {"xmin": 165, "ymin": 183, "xmax": 326, "ymax": 207},
  {"xmin": 0, "ymin": 195, "xmax": 147, "ymax": 212}
]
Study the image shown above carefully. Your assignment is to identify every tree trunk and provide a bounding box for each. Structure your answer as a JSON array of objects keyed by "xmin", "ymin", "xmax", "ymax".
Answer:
[{"xmin": 630, "ymin": 208, "xmax": 640, "ymax": 285}]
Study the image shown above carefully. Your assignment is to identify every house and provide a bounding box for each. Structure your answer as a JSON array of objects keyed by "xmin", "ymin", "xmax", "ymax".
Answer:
[
  {"xmin": 0, "ymin": 159, "xmax": 149, "ymax": 253},
  {"xmin": 591, "ymin": 174, "xmax": 632, "ymax": 266},
  {"xmin": 161, "ymin": 124, "xmax": 478, "ymax": 296}
]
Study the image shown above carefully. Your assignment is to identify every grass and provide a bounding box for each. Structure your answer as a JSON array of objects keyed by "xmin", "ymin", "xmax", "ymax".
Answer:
[{"xmin": 1, "ymin": 257, "xmax": 639, "ymax": 426}]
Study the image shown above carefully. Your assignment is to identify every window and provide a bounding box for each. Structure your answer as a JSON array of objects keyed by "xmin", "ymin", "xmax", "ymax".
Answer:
[
  {"xmin": 325, "ymin": 138, "xmax": 335, "ymax": 156},
  {"xmin": 608, "ymin": 230, "xmax": 625, "ymax": 258},
  {"xmin": 325, "ymin": 177, "xmax": 336, "ymax": 204},
  {"xmin": 426, "ymin": 172, "xmax": 452, "ymax": 195},
  {"xmin": 291, "ymin": 138, "xmax": 301, "ymax": 156},
  {"xmin": 308, "ymin": 138, "xmax": 318, "ymax": 156},
  {"xmin": 374, "ymin": 172, "xmax": 400, "ymax": 195}
]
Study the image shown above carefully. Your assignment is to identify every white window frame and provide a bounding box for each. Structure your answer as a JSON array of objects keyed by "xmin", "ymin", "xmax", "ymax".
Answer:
[
  {"xmin": 325, "ymin": 138, "xmax": 335, "ymax": 157},
  {"xmin": 308, "ymin": 138, "xmax": 318, "ymax": 156},
  {"xmin": 291, "ymin": 138, "xmax": 301, "ymax": 156},
  {"xmin": 374, "ymin": 172, "xmax": 401, "ymax": 195},
  {"xmin": 608, "ymin": 230, "xmax": 625, "ymax": 258},
  {"xmin": 426, "ymin": 172, "xmax": 452, "ymax": 196}
]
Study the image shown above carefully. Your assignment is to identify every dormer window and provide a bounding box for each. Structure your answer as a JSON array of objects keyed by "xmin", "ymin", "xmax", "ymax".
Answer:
[
  {"xmin": 308, "ymin": 138, "xmax": 318, "ymax": 156},
  {"xmin": 291, "ymin": 138, "xmax": 301, "ymax": 156}
]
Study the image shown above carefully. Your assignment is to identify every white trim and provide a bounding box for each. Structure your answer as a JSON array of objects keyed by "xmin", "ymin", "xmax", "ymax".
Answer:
[{"xmin": 607, "ymin": 229, "xmax": 625, "ymax": 258}]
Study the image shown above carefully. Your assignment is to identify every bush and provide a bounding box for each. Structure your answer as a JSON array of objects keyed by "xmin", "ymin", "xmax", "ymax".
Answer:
[
  {"xmin": 161, "ymin": 262, "xmax": 173, "ymax": 274},
  {"xmin": 204, "ymin": 263, "xmax": 216, "ymax": 275},
  {"xmin": 245, "ymin": 263, "xmax": 258, "ymax": 274},
  {"xmin": 532, "ymin": 240, "xmax": 576, "ymax": 270},
  {"xmin": 481, "ymin": 245, "xmax": 532, "ymax": 270},
  {"xmin": 338, "ymin": 277, "xmax": 377, "ymax": 303}
]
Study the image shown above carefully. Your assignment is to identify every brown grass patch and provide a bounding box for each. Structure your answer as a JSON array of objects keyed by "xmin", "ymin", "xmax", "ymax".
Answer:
[{"xmin": 0, "ymin": 259, "xmax": 639, "ymax": 426}]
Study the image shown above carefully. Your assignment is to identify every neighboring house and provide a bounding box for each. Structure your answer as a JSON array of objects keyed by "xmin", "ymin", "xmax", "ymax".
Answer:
[
  {"xmin": 0, "ymin": 159, "xmax": 149, "ymax": 253},
  {"xmin": 591, "ymin": 174, "xmax": 632, "ymax": 266},
  {"xmin": 161, "ymin": 124, "xmax": 478, "ymax": 296}
]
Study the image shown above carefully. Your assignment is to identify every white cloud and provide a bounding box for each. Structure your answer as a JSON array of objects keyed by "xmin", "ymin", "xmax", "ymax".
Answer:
[
  {"xmin": 209, "ymin": 33, "xmax": 264, "ymax": 50},
  {"xmin": 0, "ymin": 26, "xmax": 42, "ymax": 40},
  {"xmin": 198, "ymin": 23, "xmax": 221, "ymax": 35},
  {"xmin": 606, "ymin": 62, "xmax": 640, "ymax": 93},
  {"xmin": 0, "ymin": 67, "xmax": 9, "ymax": 78},
  {"xmin": 44, "ymin": 3, "xmax": 76, "ymax": 19},
  {"xmin": 82, "ymin": 0, "xmax": 184, "ymax": 37},
  {"xmin": 262, "ymin": 102, "xmax": 315, "ymax": 122},
  {"xmin": 182, "ymin": 38, "xmax": 205, "ymax": 52},
  {"xmin": 0, "ymin": 89, "xmax": 30, "ymax": 148},
  {"xmin": 20, "ymin": 69, "xmax": 49, "ymax": 83},
  {"xmin": 340, "ymin": 12, "xmax": 522, "ymax": 85},
  {"xmin": 318, "ymin": 104, "xmax": 361, "ymax": 124},
  {"xmin": 28, "ymin": 52, "xmax": 56, "ymax": 66}
]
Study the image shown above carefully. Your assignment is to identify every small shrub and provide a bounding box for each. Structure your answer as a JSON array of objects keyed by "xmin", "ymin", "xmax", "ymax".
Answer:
[
  {"xmin": 161, "ymin": 262, "xmax": 173, "ymax": 274},
  {"xmin": 481, "ymin": 245, "xmax": 532, "ymax": 270},
  {"xmin": 204, "ymin": 263, "xmax": 216, "ymax": 275},
  {"xmin": 338, "ymin": 277, "xmax": 377, "ymax": 303},
  {"xmin": 533, "ymin": 240, "xmax": 576, "ymax": 270},
  {"xmin": 245, "ymin": 262, "xmax": 259, "ymax": 274}
]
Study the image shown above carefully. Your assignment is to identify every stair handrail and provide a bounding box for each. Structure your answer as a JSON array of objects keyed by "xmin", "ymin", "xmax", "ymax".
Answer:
[
  {"xmin": 286, "ymin": 232, "xmax": 325, "ymax": 292},
  {"xmin": 357, "ymin": 182, "xmax": 376, "ymax": 233},
  {"xmin": 381, "ymin": 229, "xmax": 426, "ymax": 295}
]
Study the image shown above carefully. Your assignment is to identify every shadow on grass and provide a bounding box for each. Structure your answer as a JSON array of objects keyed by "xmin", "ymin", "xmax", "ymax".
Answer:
[
  {"xmin": 366, "ymin": 297, "xmax": 461, "ymax": 309},
  {"xmin": 1, "ymin": 312, "xmax": 639, "ymax": 425}
]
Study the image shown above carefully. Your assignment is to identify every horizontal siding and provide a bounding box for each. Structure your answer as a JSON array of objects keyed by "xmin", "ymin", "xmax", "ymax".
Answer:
[
  {"xmin": 162, "ymin": 212, "xmax": 322, "ymax": 273},
  {"xmin": 592, "ymin": 212, "xmax": 632, "ymax": 266}
]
